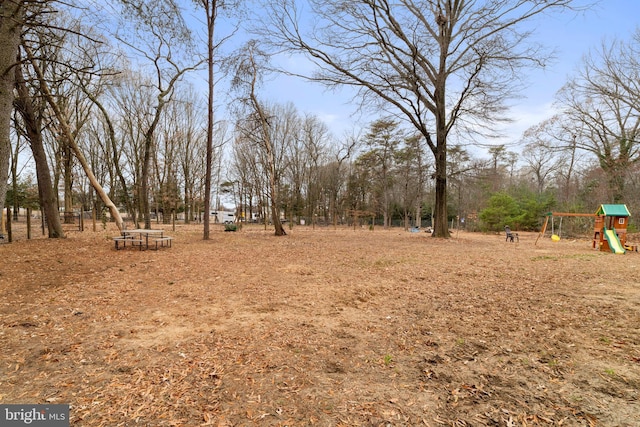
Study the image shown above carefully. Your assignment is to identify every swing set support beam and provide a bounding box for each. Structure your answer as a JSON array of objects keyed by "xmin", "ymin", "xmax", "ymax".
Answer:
[
  {"xmin": 535, "ymin": 212, "xmax": 597, "ymax": 246},
  {"xmin": 548, "ymin": 212, "xmax": 596, "ymax": 217}
]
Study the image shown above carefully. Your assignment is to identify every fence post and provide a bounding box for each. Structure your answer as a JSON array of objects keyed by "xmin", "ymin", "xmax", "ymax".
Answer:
[
  {"xmin": 6, "ymin": 207, "xmax": 12, "ymax": 242},
  {"xmin": 27, "ymin": 208, "xmax": 32, "ymax": 239}
]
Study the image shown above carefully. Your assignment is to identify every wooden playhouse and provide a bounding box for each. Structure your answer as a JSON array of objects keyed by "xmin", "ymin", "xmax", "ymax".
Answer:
[{"xmin": 592, "ymin": 204, "xmax": 632, "ymax": 254}]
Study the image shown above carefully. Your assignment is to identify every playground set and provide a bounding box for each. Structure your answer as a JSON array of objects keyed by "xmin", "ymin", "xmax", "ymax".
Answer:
[{"xmin": 536, "ymin": 204, "xmax": 635, "ymax": 254}]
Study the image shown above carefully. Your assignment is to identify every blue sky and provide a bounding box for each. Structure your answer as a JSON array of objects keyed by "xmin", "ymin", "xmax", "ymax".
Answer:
[{"xmin": 234, "ymin": 0, "xmax": 640, "ymax": 156}]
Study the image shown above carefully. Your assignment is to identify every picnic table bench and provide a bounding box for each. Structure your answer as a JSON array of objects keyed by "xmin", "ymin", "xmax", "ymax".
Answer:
[
  {"xmin": 113, "ymin": 229, "xmax": 173, "ymax": 250},
  {"xmin": 151, "ymin": 236, "xmax": 173, "ymax": 250},
  {"xmin": 113, "ymin": 235, "xmax": 145, "ymax": 250}
]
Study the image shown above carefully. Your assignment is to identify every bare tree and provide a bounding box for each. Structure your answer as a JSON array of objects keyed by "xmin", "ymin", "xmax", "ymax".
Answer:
[
  {"xmin": 520, "ymin": 117, "xmax": 569, "ymax": 195},
  {"xmin": 229, "ymin": 41, "xmax": 288, "ymax": 235},
  {"xmin": 114, "ymin": 1, "xmax": 202, "ymax": 229},
  {"xmin": 173, "ymin": 87, "xmax": 207, "ymax": 224},
  {"xmin": 3, "ymin": 1, "xmax": 130, "ymax": 233},
  {"xmin": 196, "ymin": 0, "xmax": 219, "ymax": 239},
  {"xmin": 259, "ymin": 0, "xmax": 582, "ymax": 237},
  {"xmin": 14, "ymin": 54, "xmax": 64, "ymax": 238},
  {"xmin": 9, "ymin": 114, "xmax": 29, "ymax": 220},
  {"xmin": 394, "ymin": 134, "xmax": 426, "ymax": 230},
  {"xmin": 74, "ymin": 33, "xmax": 138, "ymax": 224},
  {"xmin": 230, "ymin": 131, "xmax": 266, "ymax": 224},
  {"xmin": 362, "ymin": 118, "xmax": 402, "ymax": 228},
  {"xmin": 23, "ymin": 41, "xmax": 125, "ymax": 229},
  {"xmin": 557, "ymin": 32, "xmax": 640, "ymax": 203},
  {"xmin": 44, "ymin": 32, "xmax": 95, "ymax": 224},
  {"xmin": 314, "ymin": 133, "xmax": 357, "ymax": 228},
  {"xmin": 288, "ymin": 113, "xmax": 328, "ymax": 224},
  {"xmin": 189, "ymin": 0, "xmax": 241, "ymax": 238}
]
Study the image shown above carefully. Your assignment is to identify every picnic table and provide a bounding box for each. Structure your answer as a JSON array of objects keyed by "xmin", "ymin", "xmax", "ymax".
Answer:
[{"xmin": 113, "ymin": 229, "xmax": 173, "ymax": 250}]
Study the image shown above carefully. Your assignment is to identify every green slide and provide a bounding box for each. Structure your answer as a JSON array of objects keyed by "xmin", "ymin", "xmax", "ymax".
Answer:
[{"xmin": 604, "ymin": 228, "xmax": 625, "ymax": 254}]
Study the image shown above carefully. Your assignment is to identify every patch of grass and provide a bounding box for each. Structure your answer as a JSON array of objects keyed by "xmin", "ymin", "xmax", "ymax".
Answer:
[
  {"xmin": 531, "ymin": 255, "xmax": 559, "ymax": 261},
  {"xmin": 599, "ymin": 336, "xmax": 612, "ymax": 345},
  {"xmin": 383, "ymin": 354, "xmax": 393, "ymax": 366},
  {"xmin": 566, "ymin": 253, "xmax": 598, "ymax": 260},
  {"xmin": 531, "ymin": 253, "xmax": 597, "ymax": 262},
  {"xmin": 604, "ymin": 368, "xmax": 616, "ymax": 376},
  {"xmin": 373, "ymin": 258, "xmax": 397, "ymax": 268}
]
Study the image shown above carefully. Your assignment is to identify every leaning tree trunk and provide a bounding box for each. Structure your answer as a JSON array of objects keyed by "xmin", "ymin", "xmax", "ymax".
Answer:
[
  {"xmin": 24, "ymin": 44, "xmax": 124, "ymax": 231},
  {"xmin": 81, "ymin": 85, "xmax": 137, "ymax": 224},
  {"xmin": 15, "ymin": 62, "xmax": 64, "ymax": 238}
]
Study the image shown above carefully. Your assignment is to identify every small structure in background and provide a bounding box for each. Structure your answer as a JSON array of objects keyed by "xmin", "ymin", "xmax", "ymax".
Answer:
[
  {"xmin": 211, "ymin": 211, "xmax": 236, "ymax": 224},
  {"xmin": 593, "ymin": 204, "xmax": 631, "ymax": 254}
]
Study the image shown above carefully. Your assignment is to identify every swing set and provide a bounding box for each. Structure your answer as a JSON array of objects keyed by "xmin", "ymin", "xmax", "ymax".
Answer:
[
  {"xmin": 535, "ymin": 204, "xmax": 635, "ymax": 254},
  {"xmin": 535, "ymin": 211, "xmax": 595, "ymax": 245}
]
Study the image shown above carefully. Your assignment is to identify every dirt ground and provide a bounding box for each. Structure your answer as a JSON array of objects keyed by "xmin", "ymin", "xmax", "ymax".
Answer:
[{"xmin": 1, "ymin": 223, "xmax": 639, "ymax": 426}]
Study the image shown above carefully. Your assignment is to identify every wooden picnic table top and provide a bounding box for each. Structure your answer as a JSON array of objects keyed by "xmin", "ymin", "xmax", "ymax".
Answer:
[{"xmin": 123, "ymin": 229, "xmax": 164, "ymax": 235}]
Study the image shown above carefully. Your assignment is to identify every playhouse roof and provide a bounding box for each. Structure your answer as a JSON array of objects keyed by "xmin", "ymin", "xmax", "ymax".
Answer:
[{"xmin": 596, "ymin": 204, "xmax": 630, "ymax": 217}]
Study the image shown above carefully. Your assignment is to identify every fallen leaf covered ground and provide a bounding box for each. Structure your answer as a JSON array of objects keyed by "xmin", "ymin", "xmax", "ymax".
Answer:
[{"xmin": 1, "ymin": 223, "xmax": 639, "ymax": 426}]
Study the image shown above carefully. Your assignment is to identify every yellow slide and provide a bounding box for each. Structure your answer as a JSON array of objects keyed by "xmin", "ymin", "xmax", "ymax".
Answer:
[{"xmin": 604, "ymin": 228, "xmax": 625, "ymax": 254}]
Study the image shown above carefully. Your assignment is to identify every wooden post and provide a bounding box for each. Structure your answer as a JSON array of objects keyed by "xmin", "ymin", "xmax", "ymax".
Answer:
[
  {"xmin": 79, "ymin": 209, "xmax": 84, "ymax": 231},
  {"xmin": 6, "ymin": 207, "xmax": 12, "ymax": 242},
  {"xmin": 172, "ymin": 208, "xmax": 176, "ymax": 232},
  {"xmin": 26, "ymin": 208, "xmax": 31, "ymax": 239}
]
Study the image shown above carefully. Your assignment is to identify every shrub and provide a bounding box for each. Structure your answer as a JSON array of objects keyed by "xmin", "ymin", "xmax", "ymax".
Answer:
[{"xmin": 479, "ymin": 191, "xmax": 555, "ymax": 232}]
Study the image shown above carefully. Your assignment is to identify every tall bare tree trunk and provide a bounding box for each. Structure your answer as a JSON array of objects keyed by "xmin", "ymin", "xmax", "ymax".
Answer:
[
  {"xmin": 249, "ymin": 93, "xmax": 285, "ymax": 236},
  {"xmin": 265, "ymin": 134, "xmax": 285, "ymax": 236},
  {"xmin": 433, "ymin": 145, "xmax": 448, "ymax": 237},
  {"xmin": 63, "ymin": 143, "xmax": 74, "ymax": 223},
  {"xmin": 140, "ymin": 134, "xmax": 153, "ymax": 229},
  {"xmin": 432, "ymin": 16, "xmax": 450, "ymax": 238},
  {"xmin": 0, "ymin": 2, "xmax": 23, "ymax": 238},
  {"xmin": 14, "ymin": 61, "xmax": 64, "ymax": 238},
  {"xmin": 202, "ymin": 0, "xmax": 218, "ymax": 240}
]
